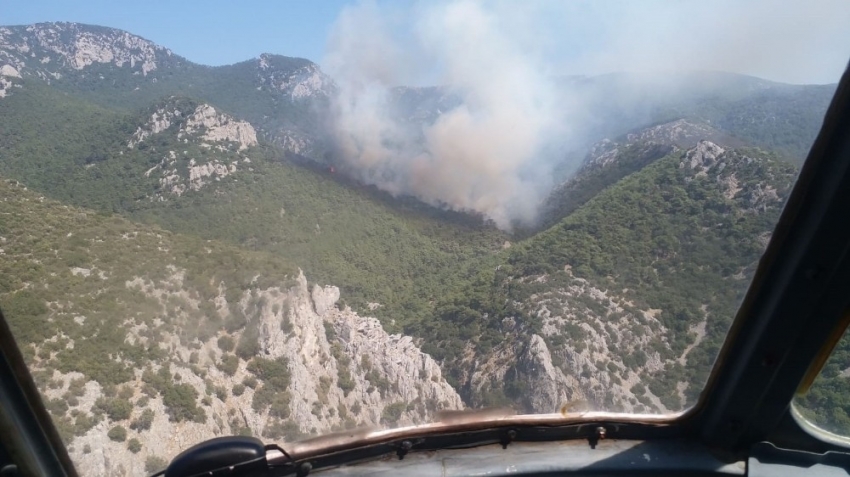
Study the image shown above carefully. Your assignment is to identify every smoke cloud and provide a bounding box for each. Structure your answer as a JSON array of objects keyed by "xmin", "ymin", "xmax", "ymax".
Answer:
[
  {"xmin": 323, "ymin": 0, "xmax": 850, "ymax": 230},
  {"xmin": 324, "ymin": 1, "xmax": 569, "ymax": 230}
]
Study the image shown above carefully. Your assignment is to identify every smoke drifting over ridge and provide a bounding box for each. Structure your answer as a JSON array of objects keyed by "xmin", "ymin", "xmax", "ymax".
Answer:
[
  {"xmin": 324, "ymin": 1, "xmax": 569, "ymax": 230},
  {"xmin": 323, "ymin": 0, "xmax": 850, "ymax": 230}
]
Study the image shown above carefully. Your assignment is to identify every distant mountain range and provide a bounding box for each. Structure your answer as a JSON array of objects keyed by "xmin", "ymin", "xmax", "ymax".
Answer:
[
  {"xmin": 0, "ymin": 22, "xmax": 334, "ymax": 157},
  {"xmin": 0, "ymin": 21, "xmax": 840, "ymax": 476}
]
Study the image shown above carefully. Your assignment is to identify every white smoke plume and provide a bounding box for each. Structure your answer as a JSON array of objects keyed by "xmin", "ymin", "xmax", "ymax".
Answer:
[
  {"xmin": 323, "ymin": 0, "xmax": 850, "ymax": 230},
  {"xmin": 324, "ymin": 1, "xmax": 569, "ymax": 230}
]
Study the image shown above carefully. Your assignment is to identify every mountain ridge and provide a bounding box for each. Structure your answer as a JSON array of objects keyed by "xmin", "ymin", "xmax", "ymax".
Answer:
[
  {"xmin": 0, "ymin": 177, "xmax": 465, "ymax": 475},
  {"xmin": 413, "ymin": 138, "xmax": 797, "ymax": 412},
  {"xmin": 0, "ymin": 20, "xmax": 842, "ymax": 476},
  {"xmin": 1, "ymin": 21, "xmax": 836, "ymax": 165},
  {"xmin": 537, "ymin": 118, "xmax": 755, "ymax": 230},
  {"xmin": 0, "ymin": 22, "xmax": 334, "ymax": 159}
]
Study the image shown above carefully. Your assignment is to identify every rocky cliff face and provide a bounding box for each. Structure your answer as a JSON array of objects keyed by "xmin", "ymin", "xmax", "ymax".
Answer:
[
  {"xmin": 0, "ymin": 64, "xmax": 21, "ymax": 98},
  {"xmin": 182, "ymin": 104, "xmax": 259, "ymax": 151},
  {"xmin": 249, "ymin": 54, "xmax": 335, "ymax": 157},
  {"xmin": 0, "ymin": 176, "xmax": 463, "ymax": 477},
  {"xmin": 131, "ymin": 100, "xmax": 259, "ymax": 197},
  {"xmin": 463, "ymin": 271, "xmax": 672, "ymax": 414},
  {"xmin": 541, "ymin": 119, "xmax": 746, "ymax": 229},
  {"xmin": 580, "ymin": 119, "xmax": 741, "ymax": 173},
  {"xmin": 681, "ymin": 140, "xmax": 786, "ymax": 213},
  {"xmin": 131, "ymin": 102, "xmax": 258, "ymax": 152},
  {"xmin": 45, "ymin": 270, "xmax": 460, "ymax": 477},
  {"xmin": 0, "ymin": 22, "xmax": 174, "ymax": 81},
  {"xmin": 257, "ymin": 53, "xmax": 334, "ymax": 102},
  {"xmin": 463, "ymin": 138, "xmax": 797, "ymax": 415}
]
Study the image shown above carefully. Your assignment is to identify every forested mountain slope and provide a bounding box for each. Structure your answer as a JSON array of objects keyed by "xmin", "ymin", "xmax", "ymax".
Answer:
[
  {"xmin": 0, "ymin": 22, "xmax": 333, "ymax": 156},
  {"xmin": 561, "ymin": 71, "xmax": 834, "ymax": 162},
  {"xmin": 0, "ymin": 178, "xmax": 463, "ymax": 475},
  {"xmin": 538, "ymin": 119, "xmax": 745, "ymax": 230},
  {"xmin": 1, "ymin": 23, "xmax": 835, "ymax": 167},
  {"xmin": 415, "ymin": 137, "xmax": 797, "ymax": 413},
  {"xmin": 0, "ymin": 79, "xmax": 507, "ymax": 331},
  {"xmin": 0, "ymin": 20, "xmax": 844, "ymax": 476}
]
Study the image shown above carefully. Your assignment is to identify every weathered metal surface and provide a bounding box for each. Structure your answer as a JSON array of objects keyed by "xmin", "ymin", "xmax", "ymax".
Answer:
[
  {"xmin": 274, "ymin": 411, "xmax": 685, "ymax": 463},
  {"xmin": 304, "ymin": 439, "xmax": 745, "ymax": 477}
]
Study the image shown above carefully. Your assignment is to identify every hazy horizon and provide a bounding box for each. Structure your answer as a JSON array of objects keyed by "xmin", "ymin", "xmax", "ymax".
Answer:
[
  {"xmin": 2, "ymin": 0, "xmax": 848, "ymax": 86},
  {"xmin": 3, "ymin": 0, "xmax": 848, "ymax": 228}
]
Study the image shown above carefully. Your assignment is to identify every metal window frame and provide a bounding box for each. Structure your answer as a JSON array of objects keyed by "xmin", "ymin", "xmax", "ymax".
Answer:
[
  {"xmin": 0, "ymin": 309, "xmax": 78, "ymax": 477},
  {"xmin": 690, "ymin": 61, "xmax": 850, "ymax": 454}
]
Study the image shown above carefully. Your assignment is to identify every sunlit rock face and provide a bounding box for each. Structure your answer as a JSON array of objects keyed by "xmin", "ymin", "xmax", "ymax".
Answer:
[
  {"xmin": 0, "ymin": 22, "xmax": 171, "ymax": 78},
  {"xmin": 57, "ymin": 269, "xmax": 461, "ymax": 477}
]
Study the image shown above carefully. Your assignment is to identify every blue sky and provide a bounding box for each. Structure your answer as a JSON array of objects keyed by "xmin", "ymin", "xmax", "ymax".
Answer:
[{"xmin": 2, "ymin": 0, "xmax": 850, "ymax": 84}]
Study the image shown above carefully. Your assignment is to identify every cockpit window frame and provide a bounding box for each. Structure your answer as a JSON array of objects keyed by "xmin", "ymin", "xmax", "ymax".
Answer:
[{"xmin": 688, "ymin": 61, "xmax": 850, "ymax": 453}]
